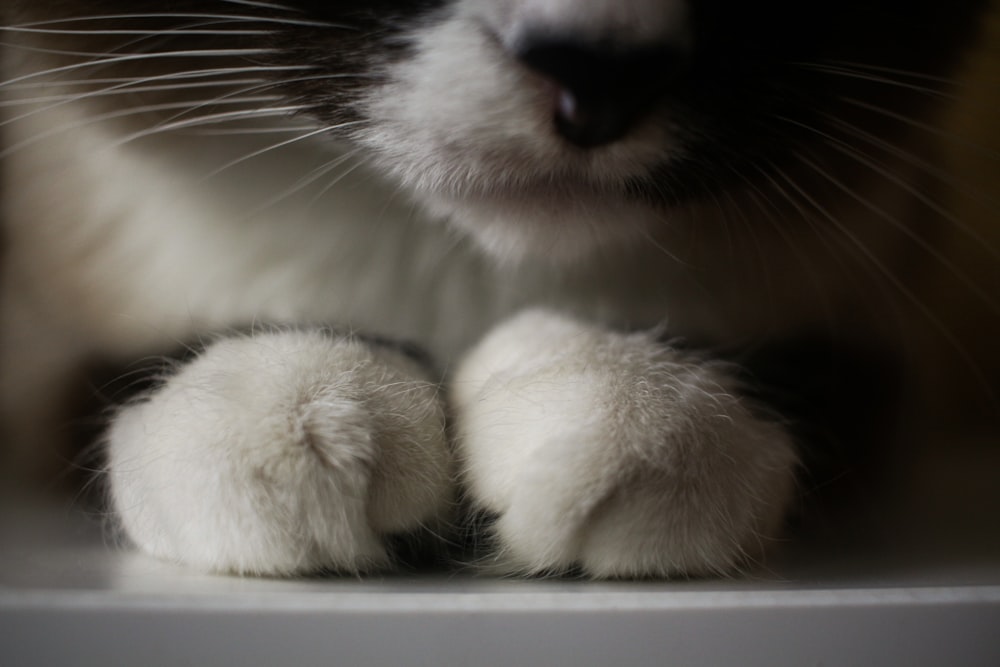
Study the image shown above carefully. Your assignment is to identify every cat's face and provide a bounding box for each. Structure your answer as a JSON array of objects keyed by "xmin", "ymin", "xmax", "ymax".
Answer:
[{"xmin": 5, "ymin": 0, "xmax": 989, "ymax": 259}]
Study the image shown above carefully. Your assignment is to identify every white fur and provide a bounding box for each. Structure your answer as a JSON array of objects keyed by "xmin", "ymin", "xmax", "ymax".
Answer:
[
  {"xmin": 109, "ymin": 330, "xmax": 451, "ymax": 575},
  {"xmin": 452, "ymin": 310, "xmax": 797, "ymax": 576},
  {"xmin": 359, "ymin": 3, "xmax": 683, "ymax": 260}
]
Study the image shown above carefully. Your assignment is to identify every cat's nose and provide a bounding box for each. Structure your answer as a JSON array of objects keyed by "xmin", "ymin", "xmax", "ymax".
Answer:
[{"xmin": 516, "ymin": 39, "xmax": 686, "ymax": 148}]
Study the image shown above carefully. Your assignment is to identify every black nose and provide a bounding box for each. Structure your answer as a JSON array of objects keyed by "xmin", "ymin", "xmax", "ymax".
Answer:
[{"xmin": 516, "ymin": 38, "xmax": 685, "ymax": 148}]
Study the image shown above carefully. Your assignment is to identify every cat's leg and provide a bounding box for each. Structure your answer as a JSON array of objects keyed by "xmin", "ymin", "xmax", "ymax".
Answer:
[
  {"xmin": 108, "ymin": 328, "xmax": 452, "ymax": 576},
  {"xmin": 452, "ymin": 309, "xmax": 798, "ymax": 578}
]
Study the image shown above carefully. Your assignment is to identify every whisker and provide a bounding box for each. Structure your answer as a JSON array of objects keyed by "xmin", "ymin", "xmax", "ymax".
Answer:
[
  {"xmin": 2, "ymin": 25, "xmax": 270, "ymax": 37},
  {"xmin": 64, "ymin": 17, "xmax": 281, "ymax": 58},
  {"xmin": 624, "ymin": 171, "xmax": 691, "ymax": 264},
  {"xmin": 304, "ymin": 152, "xmax": 374, "ymax": 209},
  {"xmin": 0, "ymin": 78, "xmax": 264, "ymax": 107},
  {"xmin": 201, "ymin": 124, "xmax": 337, "ymax": 179},
  {"xmin": 737, "ymin": 180, "xmax": 840, "ymax": 329},
  {"xmin": 714, "ymin": 174, "xmax": 778, "ymax": 315},
  {"xmin": 748, "ymin": 162, "xmax": 863, "ymax": 299},
  {"xmin": 0, "ymin": 35, "xmax": 267, "ymax": 63},
  {"xmin": 1, "ymin": 64, "xmax": 309, "ymax": 91},
  {"xmin": 771, "ymin": 161, "xmax": 997, "ymax": 402},
  {"xmin": 818, "ymin": 109, "xmax": 1000, "ymax": 243},
  {"xmin": 127, "ymin": 71, "xmax": 364, "ymax": 140},
  {"xmin": 207, "ymin": 0, "xmax": 303, "ymax": 12},
  {"xmin": 839, "ymin": 96, "xmax": 1000, "ymax": 163},
  {"xmin": 0, "ymin": 49, "xmax": 286, "ymax": 90},
  {"xmin": 629, "ymin": 211, "xmax": 687, "ymax": 267},
  {"xmin": 5, "ymin": 13, "xmax": 350, "ymax": 32},
  {"xmin": 0, "ymin": 102, "xmax": 306, "ymax": 158},
  {"xmin": 150, "ymin": 81, "xmax": 302, "ymax": 129},
  {"xmin": 793, "ymin": 146, "xmax": 1000, "ymax": 315},
  {"xmin": 246, "ymin": 148, "xmax": 362, "ymax": 214},
  {"xmin": 817, "ymin": 59, "xmax": 974, "ymax": 88},
  {"xmin": 152, "ymin": 71, "xmax": 366, "ymax": 117},
  {"xmin": 188, "ymin": 125, "xmax": 318, "ymax": 135},
  {"xmin": 795, "ymin": 62, "xmax": 959, "ymax": 100},
  {"xmin": 762, "ymin": 162, "xmax": 914, "ymax": 344},
  {"xmin": 1, "ymin": 77, "xmax": 278, "ymax": 125},
  {"xmin": 778, "ymin": 113, "xmax": 1000, "ymax": 263},
  {"xmin": 0, "ymin": 67, "xmax": 317, "ymax": 138},
  {"xmin": 820, "ymin": 109, "xmax": 999, "ymax": 195},
  {"xmin": 110, "ymin": 105, "xmax": 309, "ymax": 147}
]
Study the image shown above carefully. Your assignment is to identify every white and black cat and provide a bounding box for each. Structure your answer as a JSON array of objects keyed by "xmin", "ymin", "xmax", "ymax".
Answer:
[{"xmin": 1, "ymin": 1, "xmax": 996, "ymax": 577}]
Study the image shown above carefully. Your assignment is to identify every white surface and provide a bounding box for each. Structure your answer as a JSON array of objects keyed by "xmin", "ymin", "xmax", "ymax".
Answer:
[
  {"xmin": 2, "ymin": 490, "xmax": 1000, "ymax": 667},
  {"xmin": 1, "ymin": 437, "xmax": 998, "ymax": 666}
]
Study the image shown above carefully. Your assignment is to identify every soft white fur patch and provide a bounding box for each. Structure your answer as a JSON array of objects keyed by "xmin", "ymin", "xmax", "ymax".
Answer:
[
  {"xmin": 108, "ymin": 330, "xmax": 451, "ymax": 576},
  {"xmin": 452, "ymin": 309, "xmax": 798, "ymax": 577},
  {"xmin": 359, "ymin": 2, "xmax": 682, "ymax": 261}
]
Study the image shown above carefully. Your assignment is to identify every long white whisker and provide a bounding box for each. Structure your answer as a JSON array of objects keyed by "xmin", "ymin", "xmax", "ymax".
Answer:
[
  {"xmin": 794, "ymin": 148, "xmax": 1000, "ymax": 315},
  {"xmin": 819, "ymin": 109, "xmax": 1000, "ymax": 242},
  {"xmin": 1, "ymin": 64, "xmax": 309, "ymax": 91},
  {"xmin": 0, "ymin": 35, "xmax": 262, "ymax": 62},
  {"xmin": 2, "ymin": 69, "xmax": 355, "ymax": 144},
  {"xmin": 188, "ymin": 125, "xmax": 317, "ymax": 135},
  {"xmin": 763, "ymin": 162, "xmax": 912, "ymax": 345},
  {"xmin": 5, "ymin": 13, "xmax": 350, "ymax": 31},
  {"xmin": 821, "ymin": 110, "xmax": 989, "ymax": 188},
  {"xmin": 202, "ymin": 125, "xmax": 341, "ymax": 179},
  {"xmin": 135, "ymin": 71, "xmax": 362, "ymax": 137},
  {"xmin": 0, "ymin": 102, "xmax": 304, "ymax": 159},
  {"xmin": 244, "ymin": 148, "xmax": 361, "ymax": 214},
  {"xmin": 2, "ymin": 25, "xmax": 269, "ymax": 37},
  {"xmin": 1, "ymin": 74, "xmax": 277, "ymax": 125},
  {"xmin": 839, "ymin": 96, "xmax": 1000, "ymax": 163},
  {"xmin": 748, "ymin": 162, "xmax": 860, "ymax": 288},
  {"xmin": 204, "ymin": 0, "xmax": 303, "ymax": 12},
  {"xmin": 771, "ymin": 162, "xmax": 997, "ymax": 401},
  {"xmin": 0, "ymin": 78, "xmax": 267, "ymax": 108},
  {"xmin": 622, "ymin": 197, "xmax": 686, "ymax": 265},
  {"xmin": 778, "ymin": 113, "xmax": 1000, "ymax": 263},
  {"xmin": 7, "ymin": 68, "xmax": 363, "ymax": 120},
  {"xmin": 724, "ymin": 164, "xmax": 839, "ymax": 326},
  {"xmin": 111, "ymin": 105, "xmax": 308, "ymax": 147},
  {"xmin": 156, "ymin": 72, "xmax": 364, "ymax": 119},
  {"xmin": 152, "ymin": 81, "xmax": 300, "ymax": 129},
  {"xmin": 795, "ymin": 62, "xmax": 958, "ymax": 100},
  {"xmin": 304, "ymin": 152, "xmax": 371, "ymax": 209},
  {"xmin": 53, "ymin": 17, "xmax": 277, "ymax": 59},
  {"xmin": 817, "ymin": 59, "xmax": 970, "ymax": 88},
  {"xmin": 0, "ymin": 49, "xmax": 285, "ymax": 90}
]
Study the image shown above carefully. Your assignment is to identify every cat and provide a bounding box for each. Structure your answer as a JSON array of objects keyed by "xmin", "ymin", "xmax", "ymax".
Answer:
[{"xmin": 1, "ymin": 0, "xmax": 997, "ymax": 577}]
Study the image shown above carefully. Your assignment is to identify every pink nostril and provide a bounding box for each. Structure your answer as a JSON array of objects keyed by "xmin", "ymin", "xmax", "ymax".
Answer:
[
  {"xmin": 556, "ymin": 88, "xmax": 579, "ymax": 125},
  {"xmin": 516, "ymin": 38, "xmax": 685, "ymax": 148}
]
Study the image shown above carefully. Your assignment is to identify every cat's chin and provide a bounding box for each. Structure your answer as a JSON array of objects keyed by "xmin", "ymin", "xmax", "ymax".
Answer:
[{"xmin": 420, "ymin": 189, "xmax": 668, "ymax": 264}]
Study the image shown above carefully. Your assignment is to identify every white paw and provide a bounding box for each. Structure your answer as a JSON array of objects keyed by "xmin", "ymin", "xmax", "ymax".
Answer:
[
  {"xmin": 452, "ymin": 309, "xmax": 798, "ymax": 578},
  {"xmin": 108, "ymin": 330, "xmax": 452, "ymax": 575}
]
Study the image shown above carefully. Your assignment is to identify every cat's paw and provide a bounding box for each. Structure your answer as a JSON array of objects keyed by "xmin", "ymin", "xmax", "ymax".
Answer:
[
  {"xmin": 452, "ymin": 310, "xmax": 797, "ymax": 578},
  {"xmin": 108, "ymin": 330, "xmax": 452, "ymax": 575}
]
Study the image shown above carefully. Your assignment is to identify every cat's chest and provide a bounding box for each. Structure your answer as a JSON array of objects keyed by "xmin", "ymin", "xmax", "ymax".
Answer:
[
  {"xmin": 4, "ymin": 103, "xmax": 704, "ymax": 360},
  {"xmin": 5, "ymin": 94, "xmax": 875, "ymax": 365}
]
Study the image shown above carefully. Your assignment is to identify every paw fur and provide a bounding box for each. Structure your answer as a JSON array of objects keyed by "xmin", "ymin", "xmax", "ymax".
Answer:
[
  {"xmin": 108, "ymin": 330, "xmax": 451, "ymax": 575},
  {"xmin": 453, "ymin": 310, "xmax": 797, "ymax": 578}
]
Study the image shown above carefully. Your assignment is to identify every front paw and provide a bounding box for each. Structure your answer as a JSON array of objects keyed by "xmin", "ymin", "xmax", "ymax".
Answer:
[
  {"xmin": 108, "ymin": 330, "xmax": 452, "ymax": 575},
  {"xmin": 452, "ymin": 310, "xmax": 797, "ymax": 578}
]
